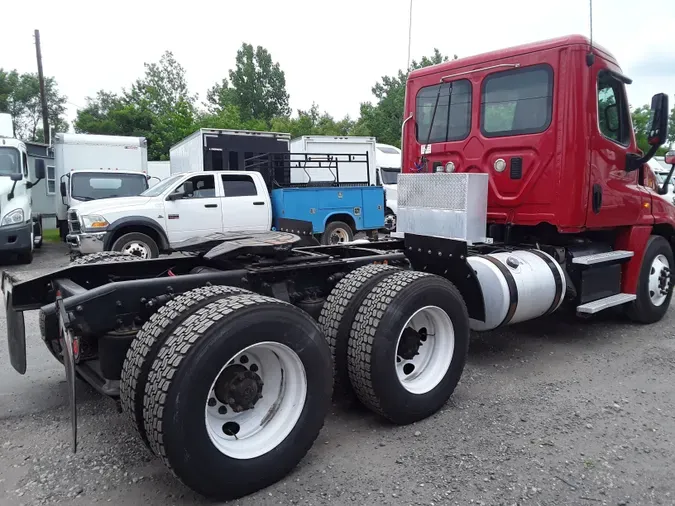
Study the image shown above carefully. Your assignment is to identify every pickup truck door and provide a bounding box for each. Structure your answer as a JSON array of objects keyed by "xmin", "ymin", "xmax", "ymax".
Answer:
[
  {"xmin": 219, "ymin": 174, "xmax": 270, "ymax": 231},
  {"xmin": 163, "ymin": 173, "xmax": 224, "ymax": 243}
]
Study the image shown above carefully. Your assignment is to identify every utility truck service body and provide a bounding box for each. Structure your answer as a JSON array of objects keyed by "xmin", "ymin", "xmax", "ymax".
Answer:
[
  {"xmin": 0, "ymin": 113, "xmax": 45, "ymax": 263},
  {"xmin": 54, "ymin": 133, "xmax": 149, "ymax": 239},
  {"xmin": 2, "ymin": 35, "xmax": 673, "ymax": 502}
]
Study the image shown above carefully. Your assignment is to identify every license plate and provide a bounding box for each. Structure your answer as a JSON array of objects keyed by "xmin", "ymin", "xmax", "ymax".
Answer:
[{"xmin": 56, "ymin": 294, "xmax": 78, "ymax": 453}]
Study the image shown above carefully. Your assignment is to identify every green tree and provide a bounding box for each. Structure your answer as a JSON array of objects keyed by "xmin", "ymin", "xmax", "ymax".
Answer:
[
  {"xmin": 208, "ymin": 43, "xmax": 290, "ymax": 123},
  {"xmin": 0, "ymin": 68, "xmax": 69, "ymax": 141},
  {"xmin": 353, "ymin": 49, "xmax": 457, "ymax": 147},
  {"xmin": 74, "ymin": 52, "xmax": 198, "ymax": 160},
  {"xmin": 668, "ymin": 97, "xmax": 675, "ymax": 148}
]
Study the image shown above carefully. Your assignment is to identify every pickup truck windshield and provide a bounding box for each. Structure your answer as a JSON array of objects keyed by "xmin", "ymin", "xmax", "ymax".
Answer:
[
  {"xmin": 140, "ymin": 173, "xmax": 183, "ymax": 197},
  {"xmin": 380, "ymin": 168, "xmax": 400, "ymax": 185},
  {"xmin": 71, "ymin": 172, "xmax": 148, "ymax": 201},
  {"xmin": 0, "ymin": 147, "xmax": 20, "ymax": 176}
]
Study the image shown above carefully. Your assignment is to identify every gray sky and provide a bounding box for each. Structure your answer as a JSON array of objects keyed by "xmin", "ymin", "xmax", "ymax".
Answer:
[{"xmin": 3, "ymin": 0, "xmax": 675, "ymax": 128}]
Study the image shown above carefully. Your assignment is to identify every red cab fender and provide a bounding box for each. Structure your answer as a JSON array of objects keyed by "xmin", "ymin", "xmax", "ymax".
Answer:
[{"xmin": 614, "ymin": 226, "xmax": 653, "ymax": 294}]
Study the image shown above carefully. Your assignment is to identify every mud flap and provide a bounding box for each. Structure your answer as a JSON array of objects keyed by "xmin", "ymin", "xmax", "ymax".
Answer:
[
  {"xmin": 3, "ymin": 272, "xmax": 27, "ymax": 375},
  {"xmin": 56, "ymin": 294, "xmax": 78, "ymax": 453}
]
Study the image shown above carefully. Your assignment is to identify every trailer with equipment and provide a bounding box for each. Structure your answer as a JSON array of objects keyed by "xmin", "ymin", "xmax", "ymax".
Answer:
[{"xmin": 2, "ymin": 34, "xmax": 674, "ymax": 501}]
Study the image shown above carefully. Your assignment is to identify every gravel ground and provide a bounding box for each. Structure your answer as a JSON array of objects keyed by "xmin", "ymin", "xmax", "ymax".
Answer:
[{"xmin": 1, "ymin": 243, "xmax": 674, "ymax": 506}]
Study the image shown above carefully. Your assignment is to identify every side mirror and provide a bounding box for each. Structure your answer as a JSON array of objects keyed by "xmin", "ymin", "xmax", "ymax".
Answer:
[
  {"xmin": 666, "ymin": 151, "xmax": 675, "ymax": 166},
  {"xmin": 34, "ymin": 159, "xmax": 46, "ymax": 180},
  {"xmin": 10, "ymin": 173, "xmax": 22, "ymax": 182},
  {"xmin": 647, "ymin": 93, "xmax": 669, "ymax": 147},
  {"xmin": 60, "ymin": 181, "xmax": 67, "ymax": 197}
]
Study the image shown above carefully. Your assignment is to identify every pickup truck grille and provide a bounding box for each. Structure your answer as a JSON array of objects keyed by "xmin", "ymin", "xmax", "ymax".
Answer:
[{"xmin": 68, "ymin": 210, "xmax": 81, "ymax": 233}]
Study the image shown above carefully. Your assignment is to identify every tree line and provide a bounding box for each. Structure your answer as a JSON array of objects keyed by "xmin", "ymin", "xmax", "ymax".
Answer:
[{"xmin": 1, "ymin": 42, "xmax": 674, "ymax": 161}]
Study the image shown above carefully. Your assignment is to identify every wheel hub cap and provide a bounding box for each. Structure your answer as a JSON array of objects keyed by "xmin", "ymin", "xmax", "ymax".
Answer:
[
  {"xmin": 214, "ymin": 365, "xmax": 264, "ymax": 412},
  {"xmin": 648, "ymin": 254, "xmax": 671, "ymax": 306}
]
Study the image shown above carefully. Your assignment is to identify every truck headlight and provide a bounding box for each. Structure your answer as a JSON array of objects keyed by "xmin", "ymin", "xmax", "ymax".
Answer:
[
  {"xmin": 1, "ymin": 209, "xmax": 25, "ymax": 226},
  {"xmin": 81, "ymin": 214, "xmax": 110, "ymax": 232}
]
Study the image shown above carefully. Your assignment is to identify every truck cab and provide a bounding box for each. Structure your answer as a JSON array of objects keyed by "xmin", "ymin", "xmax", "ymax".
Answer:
[
  {"xmin": 401, "ymin": 34, "xmax": 673, "ymax": 322},
  {"xmin": 0, "ymin": 115, "xmax": 45, "ymax": 263}
]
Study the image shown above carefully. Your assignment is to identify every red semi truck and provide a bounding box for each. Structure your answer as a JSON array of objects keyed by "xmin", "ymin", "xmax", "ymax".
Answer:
[
  {"xmin": 401, "ymin": 34, "xmax": 674, "ymax": 323},
  {"xmin": 1, "ymin": 35, "xmax": 673, "ymax": 501}
]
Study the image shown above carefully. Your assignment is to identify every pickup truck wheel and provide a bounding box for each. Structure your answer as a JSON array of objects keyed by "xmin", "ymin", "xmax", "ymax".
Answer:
[
  {"xmin": 70, "ymin": 251, "xmax": 143, "ymax": 265},
  {"xmin": 120, "ymin": 285, "xmax": 250, "ymax": 452},
  {"xmin": 384, "ymin": 209, "xmax": 396, "ymax": 232},
  {"xmin": 626, "ymin": 235, "xmax": 674, "ymax": 323},
  {"xmin": 16, "ymin": 249, "xmax": 33, "ymax": 264},
  {"xmin": 142, "ymin": 293, "xmax": 332, "ymax": 500},
  {"xmin": 318, "ymin": 263, "xmax": 402, "ymax": 398},
  {"xmin": 347, "ymin": 271, "xmax": 469, "ymax": 424},
  {"xmin": 321, "ymin": 221, "xmax": 353, "ymax": 245},
  {"xmin": 111, "ymin": 232, "xmax": 159, "ymax": 259}
]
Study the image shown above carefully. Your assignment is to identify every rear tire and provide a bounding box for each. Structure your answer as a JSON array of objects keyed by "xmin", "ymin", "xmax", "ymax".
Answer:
[
  {"xmin": 321, "ymin": 221, "xmax": 353, "ymax": 245},
  {"xmin": 111, "ymin": 232, "xmax": 159, "ymax": 259},
  {"xmin": 626, "ymin": 235, "xmax": 674, "ymax": 323},
  {"xmin": 347, "ymin": 271, "xmax": 470, "ymax": 424},
  {"xmin": 16, "ymin": 249, "xmax": 33, "ymax": 264},
  {"xmin": 142, "ymin": 293, "xmax": 332, "ymax": 500},
  {"xmin": 120, "ymin": 285, "xmax": 250, "ymax": 452},
  {"xmin": 70, "ymin": 251, "xmax": 144, "ymax": 265},
  {"xmin": 318, "ymin": 263, "xmax": 402, "ymax": 398}
]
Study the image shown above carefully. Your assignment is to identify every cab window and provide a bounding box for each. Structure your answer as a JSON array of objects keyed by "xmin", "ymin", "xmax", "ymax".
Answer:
[
  {"xmin": 22, "ymin": 152, "xmax": 28, "ymax": 177},
  {"xmin": 597, "ymin": 71, "xmax": 630, "ymax": 146},
  {"xmin": 480, "ymin": 64, "xmax": 553, "ymax": 137},
  {"xmin": 173, "ymin": 174, "xmax": 216, "ymax": 198},
  {"xmin": 415, "ymin": 79, "xmax": 472, "ymax": 143}
]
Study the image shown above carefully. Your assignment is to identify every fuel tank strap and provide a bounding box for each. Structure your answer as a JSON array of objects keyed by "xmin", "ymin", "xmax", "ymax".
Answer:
[
  {"xmin": 528, "ymin": 249, "xmax": 564, "ymax": 315},
  {"xmin": 478, "ymin": 254, "xmax": 519, "ymax": 327}
]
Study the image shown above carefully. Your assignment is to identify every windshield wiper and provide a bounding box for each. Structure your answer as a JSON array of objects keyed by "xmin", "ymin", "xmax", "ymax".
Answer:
[{"xmin": 73, "ymin": 196, "xmax": 96, "ymax": 201}]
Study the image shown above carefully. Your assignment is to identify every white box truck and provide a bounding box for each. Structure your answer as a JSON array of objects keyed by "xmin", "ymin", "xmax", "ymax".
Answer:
[
  {"xmin": 375, "ymin": 143, "xmax": 402, "ymax": 231},
  {"xmin": 147, "ymin": 161, "xmax": 171, "ymax": 186},
  {"xmin": 169, "ymin": 128, "xmax": 290, "ymax": 175},
  {"xmin": 289, "ymin": 136, "xmax": 377, "ymax": 185},
  {"xmin": 54, "ymin": 133, "xmax": 149, "ymax": 239}
]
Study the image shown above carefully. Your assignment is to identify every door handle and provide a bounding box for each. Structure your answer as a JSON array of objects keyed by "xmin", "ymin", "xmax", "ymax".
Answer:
[
  {"xmin": 253, "ymin": 201, "xmax": 265, "ymax": 206},
  {"xmin": 204, "ymin": 204, "xmax": 218, "ymax": 208}
]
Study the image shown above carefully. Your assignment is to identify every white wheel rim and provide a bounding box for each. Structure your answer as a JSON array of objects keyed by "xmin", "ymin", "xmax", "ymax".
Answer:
[
  {"xmin": 121, "ymin": 241, "xmax": 150, "ymax": 258},
  {"xmin": 648, "ymin": 254, "xmax": 670, "ymax": 306},
  {"xmin": 205, "ymin": 341, "xmax": 307, "ymax": 460},
  {"xmin": 394, "ymin": 305, "xmax": 454, "ymax": 395},
  {"xmin": 330, "ymin": 228, "xmax": 350, "ymax": 244},
  {"xmin": 384, "ymin": 214, "xmax": 396, "ymax": 231}
]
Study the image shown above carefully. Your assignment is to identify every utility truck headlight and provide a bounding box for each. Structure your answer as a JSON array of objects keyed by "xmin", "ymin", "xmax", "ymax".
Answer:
[
  {"xmin": 445, "ymin": 161, "xmax": 456, "ymax": 173},
  {"xmin": 81, "ymin": 214, "xmax": 109, "ymax": 231},
  {"xmin": 1, "ymin": 209, "xmax": 24, "ymax": 226}
]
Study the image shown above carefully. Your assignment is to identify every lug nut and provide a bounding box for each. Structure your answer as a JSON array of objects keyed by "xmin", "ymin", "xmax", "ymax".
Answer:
[{"xmin": 218, "ymin": 406, "xmax": 227, "ymax": 415}]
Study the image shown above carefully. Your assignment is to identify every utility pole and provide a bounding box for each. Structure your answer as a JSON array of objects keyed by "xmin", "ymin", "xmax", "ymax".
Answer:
[{"xmin": 34, "ymin": 29, "xmax": 50, "ymax": 144}]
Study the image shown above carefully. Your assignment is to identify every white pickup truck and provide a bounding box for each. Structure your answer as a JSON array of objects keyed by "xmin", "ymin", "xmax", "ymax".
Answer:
[{"xmin": 66, "ymin": 171, "xmax": 272, "ymax": 258}]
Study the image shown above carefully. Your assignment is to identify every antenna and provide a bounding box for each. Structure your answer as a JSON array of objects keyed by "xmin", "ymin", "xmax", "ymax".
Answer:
[
  {"xmin": 586, "ymin": 0, "xmax": 595, "ymax": 66},
  {"xmin": 406, "ymin": 0, "xmax": 413, "ymax": 70}
]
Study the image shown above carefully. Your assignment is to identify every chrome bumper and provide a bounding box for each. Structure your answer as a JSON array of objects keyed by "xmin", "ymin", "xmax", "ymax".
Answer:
[{"xmin": 66, "ymin": 232, "xmax": 107, "ymax": 255}]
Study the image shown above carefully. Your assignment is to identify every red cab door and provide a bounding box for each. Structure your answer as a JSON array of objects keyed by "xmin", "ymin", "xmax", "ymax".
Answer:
[{"xmin": 586, "ymin": 66, "xmax": 647, "ymax": 228}]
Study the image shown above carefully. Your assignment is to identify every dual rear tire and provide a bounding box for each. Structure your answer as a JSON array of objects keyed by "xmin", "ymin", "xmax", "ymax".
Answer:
[
  {"xmin": 119, "ymin": 287, "xmax": 332, "ymax": 501},
  {"xmin": 319, "ymin": 265, "xmax": 470, "ymax": 424}
]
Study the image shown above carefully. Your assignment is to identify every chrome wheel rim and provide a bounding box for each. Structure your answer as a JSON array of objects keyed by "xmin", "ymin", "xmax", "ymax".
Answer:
[
  {"xmin": 121, "ymin": 241, "xmax": 151, "ymax": 258},
  {"xmin": 648, "ymin": 254, "xmax": 670, "ymax": 306}
]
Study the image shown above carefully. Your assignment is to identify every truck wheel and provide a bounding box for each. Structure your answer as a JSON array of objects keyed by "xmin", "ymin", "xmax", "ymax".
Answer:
[
  {"xmin": 625, "ymin": 235, "xmax": 674, "ymax": 324},
  {"xmin": 384, "ymin": 209, "xmax": 396, "ymax": 232},
  {"xmin": 111, "ymin": 232, "xmax": 159, "ymax": 259},
  {"xmin": 142, "ymin": 294, "xmax": 332, "ymax": 500},
  {"xmin": 33, "ymin": 216, "xmax": 43, "ymax": 249},
  {"xmin": 17, "ymin": 249, "xmax": 33, "ymax": 264},
  {"xmin": 70, "ymin": 251, "xmax": 143, "ymax": 265},
  {"xmin": 347, "ymin": 271, "xmax": 469, "ymax": 424},
  {"xmin": 321, "ymin": 221, "xmax": 354, "ymax": 245},
  {"xmin": 318, "ymin": 263, "xmax": 402, "ymax": 397},
  {"xmin": 120, "ymin": 285, "xmax": 250, "ymax": 451}
]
